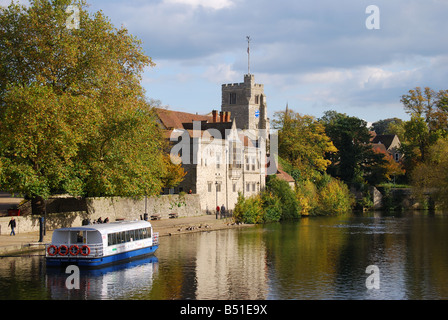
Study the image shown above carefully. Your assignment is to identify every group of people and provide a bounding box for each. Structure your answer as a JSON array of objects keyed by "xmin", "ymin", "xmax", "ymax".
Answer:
[
  {"xmin": 216, "ymin": 204, "xmax": 227, "ymax": 219},
  {"xmin": 81, "ymin": 217, "xmax": 110, "ymax": 225}
]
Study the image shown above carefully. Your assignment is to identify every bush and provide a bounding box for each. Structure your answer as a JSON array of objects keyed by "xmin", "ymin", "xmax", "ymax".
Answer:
[
  {"xmin": 260, "ymin": 191, "xmax": 282, "ymax": 223},
  {"xmin": 316, "ymin": 178, "xmax": 354, "ymax": 215},
  {"xmin": 233, "ymin": 193, "xmax": 263, "ymax": 224},
  {"xmin": 266, "ymin": 176, "xmax": 301, "ymax": 220}
]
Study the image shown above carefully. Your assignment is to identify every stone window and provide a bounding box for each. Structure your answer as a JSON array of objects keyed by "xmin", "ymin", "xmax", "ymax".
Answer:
[
  {"xmin": 216, "ymin": 183, "xmax": 222, "ymax": 192},
  {"xmin": 229, "ymin": 92, "xmax": 237, "ymax": 104},
  {"xmin": 246, "ymin": 183, "xmax": 250, "ymax": 192},
  {"xmin": 255, "ymin": 95, "xmax": 259, "ymax": 104},
  {"xmin": 208, "ymin": 182, "xmax": 212, "ymax": 192},
  {"xmin": 252, "ymin": 183, "xmax": 256, "ymax": 192},
  {"xmin": 233, "ymin": 183, "xmax": 237, "ymax": 192}
]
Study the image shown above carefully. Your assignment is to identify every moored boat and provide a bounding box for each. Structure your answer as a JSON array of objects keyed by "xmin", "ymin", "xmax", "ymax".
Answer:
[{"xmin": 45, "ymin": 220, "xmax": 159, "ymax": 268}]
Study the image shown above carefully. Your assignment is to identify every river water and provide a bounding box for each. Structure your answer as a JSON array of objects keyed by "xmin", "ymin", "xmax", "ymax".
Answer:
[{"xmin": 1, "ymin": 210, "xmax": 448, "ymax": 300}]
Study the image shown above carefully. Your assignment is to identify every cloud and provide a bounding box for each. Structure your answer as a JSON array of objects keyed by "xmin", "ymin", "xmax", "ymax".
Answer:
[
  {"xmin": 163, "ymin": 0, "xmax": 234, "ymax": 10},
  {"xmin": 84, "ymin": 0, "xmax": 448, "ymax": 121},
  {"xmin": 203, "ymin": 63, "xmax": 238, "ymax": 83}
]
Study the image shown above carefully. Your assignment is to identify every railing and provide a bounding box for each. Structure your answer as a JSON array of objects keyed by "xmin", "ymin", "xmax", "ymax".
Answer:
[{"xmin": 45, "ymin": 243, "xmax": 104, "ymax": 258}]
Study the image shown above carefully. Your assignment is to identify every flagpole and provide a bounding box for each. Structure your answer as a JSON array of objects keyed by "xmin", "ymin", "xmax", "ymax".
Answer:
[{"xmin": 246, "ymin": 36, "xmax": 251, "ymax": 75}]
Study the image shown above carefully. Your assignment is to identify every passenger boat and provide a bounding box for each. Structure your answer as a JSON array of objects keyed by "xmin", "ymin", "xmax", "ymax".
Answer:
[{"xmin": 45, "ymin": 220, "xmax": 159, "ymax": 268}]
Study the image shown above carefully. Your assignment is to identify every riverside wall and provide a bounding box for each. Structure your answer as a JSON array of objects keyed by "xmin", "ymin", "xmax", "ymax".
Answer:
[{"xmin": 0, "ymin": 194, "xmax": 202, "ymax": 235}]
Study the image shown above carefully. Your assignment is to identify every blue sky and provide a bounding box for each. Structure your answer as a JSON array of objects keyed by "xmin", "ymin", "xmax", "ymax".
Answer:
[{"xmin": 3, "ymin": 0, "xmax": 448, "ymax": 123}]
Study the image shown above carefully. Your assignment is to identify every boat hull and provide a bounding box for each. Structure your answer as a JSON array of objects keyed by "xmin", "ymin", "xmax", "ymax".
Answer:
[{"xmin": 46, "ymin": 245, "xmax": 159, "ymax": 268}]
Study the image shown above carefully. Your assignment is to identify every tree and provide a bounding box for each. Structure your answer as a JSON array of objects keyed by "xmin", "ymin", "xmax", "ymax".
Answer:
[
  {"xmin": 0, "ymin": 1, "xmax": 172, "ymax": 212},
  {"xmin": 400, "ymin": 87, "xmax": 448, "ymax": 162},
  {"xmin": 321, "ymin": 111, "xmax": 387, "ymax": 186},
  {"xmin": 411, "ymin": 137, "xmax": 448, "ymax": 210},
  {"xmin": 272, "ymin": 108, "xmax": 337, "ymax": 181},
  {"xmin": 370, "ymin": 118, "xmax": 403, "ymax": 135}
]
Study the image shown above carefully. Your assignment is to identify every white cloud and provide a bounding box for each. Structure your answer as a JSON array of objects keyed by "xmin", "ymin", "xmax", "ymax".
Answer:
[
  {"xmin": 203, "ymin": 63, "xmax": 238, "ymax": 83},
  {"xmin": 163, "ymin": 0, "xmax": 234, "ymax": 10}
]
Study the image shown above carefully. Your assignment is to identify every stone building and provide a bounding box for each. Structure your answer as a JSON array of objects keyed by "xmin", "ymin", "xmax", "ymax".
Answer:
[
  {"xmin": 221, "ymin": 74, "xmax": 270, "ymax": 133},
  {"xmin": 155, "ymin": 74, "xmax": 270, "ymax": 212},
  {"xmin": 371, "ymin": 134, "xmax": 402, "ymax": 162}
]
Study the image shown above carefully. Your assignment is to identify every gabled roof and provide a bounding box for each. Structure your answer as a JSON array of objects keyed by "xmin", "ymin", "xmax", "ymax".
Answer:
[{"xmin": 371, "ymin": 134, "xmax": 399, "ymax": 150}]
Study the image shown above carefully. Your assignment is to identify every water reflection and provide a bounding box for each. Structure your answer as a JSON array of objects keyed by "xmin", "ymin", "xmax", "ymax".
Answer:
[
  {"xmin": 45, "ymin": 256, "xmax": 158, "ymax": 300},
  {"xmin": 1, "ymin": 211, "xmax": 448, "ymax": 300}
]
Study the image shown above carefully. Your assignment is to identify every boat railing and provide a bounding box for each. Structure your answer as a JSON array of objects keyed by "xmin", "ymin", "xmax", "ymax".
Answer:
[
  {"xmin": 153, "ymin": 232, "xmax": 159, "ymax": 246},
  {"xmin": 45, "ymin": 243, "xmax": 104, "ymax": 258}
]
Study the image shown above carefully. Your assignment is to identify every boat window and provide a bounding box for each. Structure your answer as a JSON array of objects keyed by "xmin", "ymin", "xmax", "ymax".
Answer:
[
  {"xmin": 107, "ymin": 227, "xmax": 152, "ymax": 246},
  {"xmin": 108, "ymin": 233, "xmax": 117, "ymax": 246}
]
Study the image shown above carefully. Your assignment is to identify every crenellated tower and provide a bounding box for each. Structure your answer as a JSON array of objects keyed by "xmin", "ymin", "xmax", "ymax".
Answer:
[{"xmin": 221, "ymin": 74, "xmax": 269, "ymax": 132}]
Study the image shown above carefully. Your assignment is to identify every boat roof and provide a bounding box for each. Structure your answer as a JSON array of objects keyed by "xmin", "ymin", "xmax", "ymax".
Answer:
[{"xmin": 53, "ymin": 220, "xmax": 153, "ymax": 235}]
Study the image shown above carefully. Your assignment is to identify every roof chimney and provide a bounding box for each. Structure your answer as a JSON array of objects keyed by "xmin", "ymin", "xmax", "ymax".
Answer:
[
  {"xmin": 220, "ymin": 111, "xmax": 224, "ymax": 123},
  {"xmin": 212, "ymin": 110, "xmax": 218, "ymax": 123},
  {"xmin": 225, "ymin": 111, "xmax": 231, "ymax": 122}
]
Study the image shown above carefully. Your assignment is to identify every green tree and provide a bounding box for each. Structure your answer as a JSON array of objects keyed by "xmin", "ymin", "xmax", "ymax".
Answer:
[
  {"xmin": 400, "ymin": 87, "xmax": 448, "ymax": 163},
  {"xmin": 370, "ymin": 118, "xmax": 403, "ymax": 135},
  {"xmin": 0, "ymin": 0, "xmax": 171, "ymax": 211},
  {"xmin": 321, "ymin": 111, "xmax": 387, "ymax": 186},
  {"xmin": 272, "ymin": 108, "xmax": 337, "ymax": 181}
]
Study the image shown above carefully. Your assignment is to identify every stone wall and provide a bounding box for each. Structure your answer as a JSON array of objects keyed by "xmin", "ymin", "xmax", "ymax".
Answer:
[{"xmin": 0, "ymin": 194, "xmax": 202, "ymax": 234}]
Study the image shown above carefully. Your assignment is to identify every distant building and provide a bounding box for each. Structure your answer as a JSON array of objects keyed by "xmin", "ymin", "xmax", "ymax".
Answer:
[{"xmin": 371, "ymin": 134, "xmax": 402, "ymax": 162}]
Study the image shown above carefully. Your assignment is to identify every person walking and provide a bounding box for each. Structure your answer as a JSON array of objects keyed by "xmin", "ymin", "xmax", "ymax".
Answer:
[
  {"xmin": 8, "ymin": 217, "xmax": 16, "ymax": 236},
  {"xmin": 220, "ymin": 204, "xmax": 226, "ymax": 219},
  {"xmin": 216, "ymin": 206, "xmax": 220, "ymax": 219}
]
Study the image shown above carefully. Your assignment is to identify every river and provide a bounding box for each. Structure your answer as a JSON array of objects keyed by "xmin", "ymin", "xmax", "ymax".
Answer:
[{"xmin": 1, "ymin": 210, "xmax": 447, "ymax": 300}]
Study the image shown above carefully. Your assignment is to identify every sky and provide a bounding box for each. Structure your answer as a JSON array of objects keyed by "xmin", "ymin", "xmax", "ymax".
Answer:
[{"xmin": 3, "ymin": 0, "xmax": 448, "ymax": 124}]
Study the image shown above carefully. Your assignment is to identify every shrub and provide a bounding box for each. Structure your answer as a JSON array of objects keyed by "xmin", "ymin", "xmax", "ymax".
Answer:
[
  {"xmin": 266, "ymin": 176, "xmax": 301, "ymax": 220},
  {"xmin": 317, "ymin": 178, "xmax": 354, "ymax": 215}
]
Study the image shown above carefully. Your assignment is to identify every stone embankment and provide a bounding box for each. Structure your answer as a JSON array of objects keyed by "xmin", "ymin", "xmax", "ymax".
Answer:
[{"xmin": 0, "ymin": 214, "xmax": 252, "ymax": 255}]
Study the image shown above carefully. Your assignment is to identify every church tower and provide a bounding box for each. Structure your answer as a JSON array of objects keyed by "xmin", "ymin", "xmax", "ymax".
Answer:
[{"xmin": 221, "ymin": 74, "xmax": 269, "ymax": 132}]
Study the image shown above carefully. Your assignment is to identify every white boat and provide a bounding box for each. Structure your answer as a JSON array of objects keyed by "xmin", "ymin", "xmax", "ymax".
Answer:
[{"xmin": 45, "ymin": 220, "xmax": 159, "ymax": 268}]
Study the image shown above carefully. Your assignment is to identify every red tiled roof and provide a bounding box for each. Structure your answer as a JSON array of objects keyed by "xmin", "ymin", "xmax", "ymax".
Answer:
[{"xmin": 154, "ymin": 108, "xmax": 214, "ymax": 130}]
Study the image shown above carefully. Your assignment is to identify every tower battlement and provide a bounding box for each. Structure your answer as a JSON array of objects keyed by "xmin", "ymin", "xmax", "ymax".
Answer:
[{"xmin": 221, "ymin": 74, "xmax": 269, "ymax": 132}]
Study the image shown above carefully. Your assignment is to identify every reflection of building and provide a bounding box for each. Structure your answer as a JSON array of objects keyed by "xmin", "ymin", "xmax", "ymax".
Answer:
[
  {"xmin": 195, "ymin": 230, "xmax": 268, "ymax": 299},
  {"xmin": 155, "ymin": 74, "xmax": 271, "ymax": 212}
]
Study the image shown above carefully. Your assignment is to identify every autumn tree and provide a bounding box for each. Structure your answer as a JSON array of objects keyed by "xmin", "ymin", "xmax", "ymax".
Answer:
[
  {"xmin": 0, "ymin": 0, "xmax": 175, "ymax": 212},
  {"xmin": 272, "ymin": 108, "xmax": 337, "ymax": 181},
  {"xmin": 411, "ymin": 137, "xmax": 448, "ymax": 210},
  {"xmin": 400, "ymin": 87, "xmax": 448, "ymax": 163}
]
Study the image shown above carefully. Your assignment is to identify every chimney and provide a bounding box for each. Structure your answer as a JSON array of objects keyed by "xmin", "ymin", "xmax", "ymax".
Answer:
[
  {"xmin": 220, "ymin": 111, "xmax": 224, "ymax": 122},
  {"xmin": 225, "ymin": 111, "xmax": 231, "ymax": 122},
  {"xmin": 213, "ymin": 110, "xmax": 218, "ymax": 123}
]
